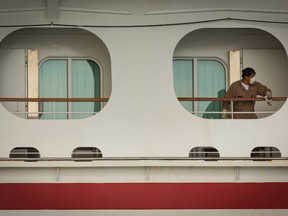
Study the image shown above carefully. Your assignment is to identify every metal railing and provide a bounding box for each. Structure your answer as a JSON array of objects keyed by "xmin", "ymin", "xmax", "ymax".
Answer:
[
  {"xmin": 0, "ymin": 97, "xmax": 286, "ymax": 119},
  {"xmin": 0, "ymin": 97, "xmax": 109, "ymax": 119},
  {"xmin": 1, "ymin": 143, "xmax": 287, "ymax": 162},
  {"xmin": 178, "ymin": 97, "xmax": 287, "ymax": 119}
]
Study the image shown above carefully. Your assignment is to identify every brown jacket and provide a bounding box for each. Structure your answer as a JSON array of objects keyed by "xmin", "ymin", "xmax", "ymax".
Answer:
[{"xmin": 222, "ymin": 80, "xmax": 271, "ymax": 119}]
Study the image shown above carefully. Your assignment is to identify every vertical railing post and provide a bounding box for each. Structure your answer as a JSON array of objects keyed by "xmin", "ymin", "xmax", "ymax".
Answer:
[
  {"xmin": 231, "ymin": 100, "xmax": 234, "ymax": 119},
  {"xmin": 53, "ymin": 100, "xmax": 56, "ymax": 120}
]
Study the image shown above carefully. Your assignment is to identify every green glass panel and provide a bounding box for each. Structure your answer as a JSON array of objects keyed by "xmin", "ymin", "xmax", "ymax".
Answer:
[
  {"xmin": 72, "ymin": 60, "xmax": 101, "ymax": 119},
  {"xmin": 39, "ymin": 59, "xmax": 68, "ymax": 119},
  {"xmin": 173, "ymin": 60, "xmax": 193, "ymax": 112},
  {"xmin": 198, "ymin": 60, "xmax": 225, "ymax": 119}
]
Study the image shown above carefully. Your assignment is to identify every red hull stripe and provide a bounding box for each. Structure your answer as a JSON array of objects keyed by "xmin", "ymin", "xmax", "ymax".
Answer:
[{"xmin": 0, "ymin": 183, "xmax": 288, "ymax": 210}]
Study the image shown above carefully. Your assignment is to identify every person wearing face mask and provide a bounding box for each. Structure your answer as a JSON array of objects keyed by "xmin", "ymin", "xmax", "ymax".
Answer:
[{"xmin": 222, "ymin": 67, "xmax": 272, "ymax": 119}]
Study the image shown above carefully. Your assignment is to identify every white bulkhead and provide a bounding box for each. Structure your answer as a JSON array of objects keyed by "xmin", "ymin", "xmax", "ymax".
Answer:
[
  {"xmin": 0, "ymin": 1, "xmax": 288, "ymax": 215},
  {"xmin": 0, "ymin": 0, "xmax": 287, "ymax": 158}
]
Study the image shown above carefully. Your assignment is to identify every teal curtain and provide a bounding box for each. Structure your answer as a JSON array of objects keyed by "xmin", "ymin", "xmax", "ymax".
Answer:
[
  {"xmin": 72, "ymin": 60, "xmax": 101, "ymax": 119},
  {"xmin": 39, "ymin": 59, "xmax": 68, "ymax": 119},
  {"xmin": 173, "ymin": 60, "xmax": 193, "ymax": 112},
  {"xmin": 198, "ymin": 60, "xmax": 225, "ymax": 119},
  {"xmin": 39, "ymin": 59, "xmax": 101, "ymax": 119},
  {"xmin": 173, "ymin": 59, "xmax": 225, "ymax": 118}
]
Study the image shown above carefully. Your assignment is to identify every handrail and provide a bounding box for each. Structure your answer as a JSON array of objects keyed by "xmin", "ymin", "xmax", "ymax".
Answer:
[
  {"xmin": 0, "ymin": 97, "xmax": 286, "ymax": 102},
  {"xmin": 178, "ymin": 97, "xmax": 287, "ymax": 101},
  {"xmin": 1, "ymin": 156, "xmax": 288, "ymax": 161},
  {"xmin": 0, "ymin": 97, "xmax": 109, "ymax": 102},
  {"xmin": 0, "ymin": 97, "xmax": 286, "ymax": 119}
]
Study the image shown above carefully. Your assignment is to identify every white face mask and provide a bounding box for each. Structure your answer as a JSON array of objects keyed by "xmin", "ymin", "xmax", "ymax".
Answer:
[{"xmin": 250, "ymin": 76, "xmax": 256, "ymax": 84}]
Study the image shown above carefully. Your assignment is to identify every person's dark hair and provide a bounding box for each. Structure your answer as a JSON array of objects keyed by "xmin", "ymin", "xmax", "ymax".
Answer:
[{"xmin": 242, "ymin": 67, "xmax": 256, "ymax": 78}]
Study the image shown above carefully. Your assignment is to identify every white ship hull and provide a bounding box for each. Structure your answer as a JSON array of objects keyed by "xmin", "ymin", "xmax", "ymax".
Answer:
[{"xmin": 0, "ymin": 0, "xmax": 288, "ymax": 215}]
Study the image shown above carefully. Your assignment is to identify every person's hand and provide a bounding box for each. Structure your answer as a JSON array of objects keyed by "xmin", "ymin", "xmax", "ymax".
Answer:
[
  {"xmin": 264, "ymin": 91, "xmax": 272, "ymax": 106},
  {"xmin": 266, "ymin": 90, "xmax": 272, "ymax": 100}
]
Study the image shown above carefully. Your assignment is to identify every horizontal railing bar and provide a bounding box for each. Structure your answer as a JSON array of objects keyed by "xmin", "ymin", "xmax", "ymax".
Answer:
[
  {"xmin": 11, "ymin": 111, "xmax": 276, "ymax": 115},
  {"xmin": 0, "ymin": 97, "xmax": 286, "ymax": 102},
  {"xmin": 10, "ymin": 111, "xmax": 277, "ymax": 116},
  {"xmin": 1, "ymin": 157, "xmax": 288, "ymax": 161},
  {"xmin": 191, "ymin": 111, "xmax": 275, "ymax": 114},
  {"xmin": 178, "ymin": 97, "xmax": 287, "ymax": 101},
  {"xmin": 11, "ymin": 112, "xmax": 99, "ymax": 114},
  {"xmin": 9, "ymin": 151, "xmax": 280, "ymax": 155},
  {"xmin": 0, "ymin": 98, "xmax": 109, "ymax": 102}
]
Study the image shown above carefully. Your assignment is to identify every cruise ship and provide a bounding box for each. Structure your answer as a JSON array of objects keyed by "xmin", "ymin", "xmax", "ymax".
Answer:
[{"xmin": 0, "ymin": 0, "xmax": 288, "ymax": 215}]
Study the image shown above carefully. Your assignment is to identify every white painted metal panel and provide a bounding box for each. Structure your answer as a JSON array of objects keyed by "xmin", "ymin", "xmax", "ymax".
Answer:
[{"xmin": 0, "ymin": 48, "xmax": 26, "ymax": 117}]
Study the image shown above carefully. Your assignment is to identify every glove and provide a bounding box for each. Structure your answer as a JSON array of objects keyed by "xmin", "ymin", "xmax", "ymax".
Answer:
[
  {"xmin": 221, "ymin": 109, "xmax": 229, "ymax": 119},
  {"xmin": 264, "ymin": 90, "xmax": 272, "ymax": 106},
  {"xmin": 266, "ymin": 90, "xmax": 272, "ymax": 100}
]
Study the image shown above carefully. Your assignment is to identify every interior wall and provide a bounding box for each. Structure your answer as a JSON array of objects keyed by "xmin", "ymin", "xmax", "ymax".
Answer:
[
  {"xmin": 243, "ymin": 49, "xmax": 288, "ymax": 117},
  {"xmin": 173, "ymin": 28, "xmax": 284, "ymax": 69},
  {"xmin": 0, "ymin": 49, "xmax": 26, "ymax": 116},
  {"xmin": 0, "ymin": 28, "xmax": 112, "ymax": 98}
]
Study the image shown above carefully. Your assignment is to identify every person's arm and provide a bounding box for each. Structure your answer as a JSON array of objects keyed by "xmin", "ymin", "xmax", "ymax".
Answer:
[
  {"xmin": 256, "ymin": 82, "xmax": 272, "ymax": 99},
  {"xmin": 256, "ymin": 82, "xmax": 272, "ymax": 106}
]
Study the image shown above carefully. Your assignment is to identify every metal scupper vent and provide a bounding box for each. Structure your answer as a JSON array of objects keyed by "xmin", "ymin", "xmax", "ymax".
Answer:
[
  {"xmin": 72, "ymin": 147, "xmax": 102, "ymax": 161},
  {"xmin": 9, "ymin": 147, "xmax": 40, "ymax": 161},
  {"xmin": 189, "ymin": 146, "xmax": 220, "ymax": 160}
]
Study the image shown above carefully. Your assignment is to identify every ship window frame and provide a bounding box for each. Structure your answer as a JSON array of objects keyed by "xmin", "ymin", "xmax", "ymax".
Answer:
[
  {"xmin": 38, "ymin": 57, "xmax": 103, "ymax": 119},
  {"xmin": 173, "ymin": 57, "xmax": 227, "ymax": 119}
]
